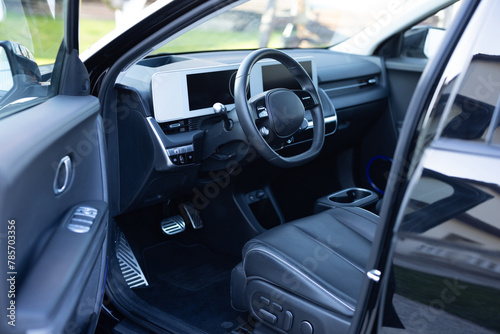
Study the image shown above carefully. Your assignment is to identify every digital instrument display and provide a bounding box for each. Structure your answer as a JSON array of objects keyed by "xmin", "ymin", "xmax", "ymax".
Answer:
[{"xmin": 262, "ymin": 61, "xmax": 313, "ymax": 91}]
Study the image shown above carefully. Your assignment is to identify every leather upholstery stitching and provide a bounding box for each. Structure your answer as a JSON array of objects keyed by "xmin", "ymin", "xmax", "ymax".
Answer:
[
  {"xmin": 331, "ymin": 207, "xmax": 379, "ymax": 225},
  {"xmin": 244, "ymin": 247, "xmax": 355, "ymax": 313},
  {"xmin": 327, "ymin": 210, "xmax": 378, "ymax": 241},
  {"xmin": 290, "ymin": 225, "xmax": 365, "ymax": 273}
]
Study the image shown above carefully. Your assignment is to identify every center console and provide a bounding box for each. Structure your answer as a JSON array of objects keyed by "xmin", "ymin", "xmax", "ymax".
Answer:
[
  {"xmin": 235, "ymin": 186, "xmax": 285, "ymax": 233},
  {"xmin": 314, "ymin": 187, "xmax": 379, "ymax": 213}
]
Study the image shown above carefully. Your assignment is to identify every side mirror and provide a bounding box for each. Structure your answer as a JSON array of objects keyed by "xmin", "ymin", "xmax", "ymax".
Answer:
[
  {"xmin": 0, "ymin": 45, "xmax": 14, "ymax": 96},
  {"xmin": 401, "ymin": 26, "xmax": 446, "ymax": 59},
  {"xmin": 0, "ymin": 41, "xmax": 41, "ymax": 106}
]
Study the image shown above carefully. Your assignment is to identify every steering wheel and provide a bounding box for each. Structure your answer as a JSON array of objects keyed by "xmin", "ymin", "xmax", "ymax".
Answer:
[{"xmin": 234, "ymin": 48, "xmax": 325, "ymax": 168}]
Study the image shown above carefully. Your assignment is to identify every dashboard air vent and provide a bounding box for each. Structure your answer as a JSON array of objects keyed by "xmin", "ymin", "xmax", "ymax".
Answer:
[
  {"xmin": 188, "ymin": 118, "xmax": 202, "ymax": 131},
  {"xmin": 324, "ymin": 76, "xmax": 378, "ymax": 96}
]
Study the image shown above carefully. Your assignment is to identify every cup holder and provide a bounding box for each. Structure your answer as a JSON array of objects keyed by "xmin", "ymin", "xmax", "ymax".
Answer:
[
  {"xmin": 329, "ymin": 188, "xmax": 373, "ymax": 204},
  {"xmin": 314, "ymin": 187, "xmax": 379, "ymax": 213}
]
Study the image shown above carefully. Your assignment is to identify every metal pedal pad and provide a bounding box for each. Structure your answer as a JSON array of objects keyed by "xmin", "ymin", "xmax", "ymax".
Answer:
[
  {"xmin": 116, "ymin": 233, "xmax": 149, "ymax": 288},
  {"xmin": 180, "ymin": 202, "xmax": 203, "ymax": 229},
  {"xmin": 161, "ymin": 215, "xmax": 186, "ymax": 235}
]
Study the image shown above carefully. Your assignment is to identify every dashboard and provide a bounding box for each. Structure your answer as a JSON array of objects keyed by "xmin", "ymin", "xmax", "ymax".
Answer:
[
  {"xmin": 115, "ymin": 49, "xmax": 389, "ymax": 211},
  {"xmin": 152, "ymin": 58, "xmax": 317, "ymax": 122}
]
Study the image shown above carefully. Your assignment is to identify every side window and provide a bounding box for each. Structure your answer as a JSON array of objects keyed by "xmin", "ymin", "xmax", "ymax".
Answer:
[
  {"xmin": 440, "ymin": 54, "xmax": 500, "ymax": 144},
  {"xmin": 401, "ymin": 1, "xmax": 462, "ymax": 59},
  {"xmin": 382, "ymin": 2, "xmax": 500, "ymax": 333},
  {"xmin": 0, "ymin": 0, "xmax": 63, "ymax": 117}
]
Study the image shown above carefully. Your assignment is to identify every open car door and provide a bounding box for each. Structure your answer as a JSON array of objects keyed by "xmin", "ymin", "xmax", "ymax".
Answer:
[
  {"xmin": 350, "ymin": 1, "xmax": 500, "ymax": 333},
  {"xmin": 0, "ymin": 0, "xmax": 108, "ymax": 333}
]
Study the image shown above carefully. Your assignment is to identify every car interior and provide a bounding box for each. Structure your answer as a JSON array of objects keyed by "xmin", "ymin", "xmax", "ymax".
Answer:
[
  {"xmin": 3, "ymin": 0, "xmax": 500, "ymax": 333},
  {"xmin": 96, "ymin": 1, "xmax": 462, "ymax": 333}
]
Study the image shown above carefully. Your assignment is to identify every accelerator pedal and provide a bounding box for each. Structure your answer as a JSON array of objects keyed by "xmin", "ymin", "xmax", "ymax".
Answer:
[
  {"xmin": 161, "ymin": 215, "xmax": 186, "ymax": 235},
  {"xmin": 180, "ymin": 202, "xmax": 203, "ymax": 229},
  {"xmin": 116, "ymin": 233, "xmax": 149, "ymax": 288}
]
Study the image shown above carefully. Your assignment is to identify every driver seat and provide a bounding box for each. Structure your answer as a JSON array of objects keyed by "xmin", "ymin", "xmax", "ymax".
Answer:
[{"xmin": 230, "ymin": 207, "xmax": 378, "ymax": 334}]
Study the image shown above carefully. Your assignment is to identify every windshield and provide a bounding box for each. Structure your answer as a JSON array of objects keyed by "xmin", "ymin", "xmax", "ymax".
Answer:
[{"xmin": 153, "ymin": 0, "xmax": 414, "ymax": 54}]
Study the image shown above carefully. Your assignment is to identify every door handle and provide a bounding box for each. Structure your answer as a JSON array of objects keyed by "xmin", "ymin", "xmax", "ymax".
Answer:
[{"xmin": 53, "ymin": 155, "xmax": 72, "ymax": 195}]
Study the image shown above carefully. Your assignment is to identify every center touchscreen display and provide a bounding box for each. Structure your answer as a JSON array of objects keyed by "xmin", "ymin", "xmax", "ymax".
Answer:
[{"xmin": 187, "ymin": 70, "xmax": 236, "ymax": 111}]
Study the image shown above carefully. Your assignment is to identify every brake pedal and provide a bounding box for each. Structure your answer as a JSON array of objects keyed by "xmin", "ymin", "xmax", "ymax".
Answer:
[
  {"xmin": 161, "ymin": 216, "xmax": 186, "ymax": 235},
  {"xmin": 180, "ymin": 202, "xmax": 203, "ymax": 229}
]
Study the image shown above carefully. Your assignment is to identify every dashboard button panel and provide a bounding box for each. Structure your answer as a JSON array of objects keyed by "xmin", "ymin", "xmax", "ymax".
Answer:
[{"xmin": 167, "ymin": 145, "xmax": 195, "ymax": 166}]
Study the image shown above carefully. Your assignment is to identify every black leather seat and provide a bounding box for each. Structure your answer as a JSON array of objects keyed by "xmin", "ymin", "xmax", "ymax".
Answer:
[{"xmin": 231, "ymin": 207, "xmax": 378, "ymax": 334}]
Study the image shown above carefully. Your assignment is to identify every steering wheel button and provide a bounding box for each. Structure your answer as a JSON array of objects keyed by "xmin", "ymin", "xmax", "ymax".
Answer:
[
  {"xmin": 186, "ymin": 153, "xmax": 195, "ymax": 163},
  {"xmin": 258, "ymin": 109, "xmax": 269, "ymax": 118},
  {"xmin": 260, "ymin": 126, "xmax": 270, "ymax": 136}
]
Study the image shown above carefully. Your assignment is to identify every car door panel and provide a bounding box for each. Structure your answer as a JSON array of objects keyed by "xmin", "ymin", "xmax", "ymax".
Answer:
[
  {"xmin": 0, "ymin": 95, "xmax": 107, "ymax": 333},
  {"xmin": 382, "ymin": 3, "xmax": 462, "ymax": 135},
  {"xmin": 17, "ymin": 200, "xmax": 108, "ymax": 331},
  {"xmin": 385, "ymin": 58, "xmax": 426, "ymax": 133}
]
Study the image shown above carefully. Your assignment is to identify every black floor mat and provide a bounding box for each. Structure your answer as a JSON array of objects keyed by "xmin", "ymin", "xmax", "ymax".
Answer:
[{"xmin": 134, "ymin": 241, "xmax": 249, "ymax": 334}]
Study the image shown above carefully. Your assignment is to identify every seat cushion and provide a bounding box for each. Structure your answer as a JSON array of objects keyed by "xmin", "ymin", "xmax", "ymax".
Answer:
[{"xmin": 240, "ymin": 207, "xmax": 378, "ymax": 317}]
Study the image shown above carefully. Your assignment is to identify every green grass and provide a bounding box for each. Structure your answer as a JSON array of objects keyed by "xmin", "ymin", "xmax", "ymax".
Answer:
[
  {"xmin": 1, "ymin": 14, "xmax": 299, "ymax": 65},
  {"xmin": 0, "ymin": 14, "xmax": 63, "ymax": 65},
  {"xmin": 0, "ymin": 13, "xmax": 115, "ymax": 65},
  {"xmin": 394, "ymin": 265, "xmax": 500, "ymax": 332},
  {"xmin": 80, "ymin": 18, "xmax": 116, "ymax": 54},
  {"xmin": 154, "ymin": 29, "xmax": 284, "ymax": 54},
  {"xmin": 1, "ymin": 14, "xmax": 281, "ymax": 64}
]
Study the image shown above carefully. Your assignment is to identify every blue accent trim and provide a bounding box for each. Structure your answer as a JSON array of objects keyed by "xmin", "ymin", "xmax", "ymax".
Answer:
[
  {"xmin": 366, "ymin": 155, "xmax": 393, "ymax": 195},
  {"xmin": 100, "ymin": 258, "xmax": 108, "ymax": 305}
]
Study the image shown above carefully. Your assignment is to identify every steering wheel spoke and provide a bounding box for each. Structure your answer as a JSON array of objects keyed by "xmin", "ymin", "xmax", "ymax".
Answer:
[{"xmin": 293, "ymin": 90, "xmax": 319, "ymax": 110}]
